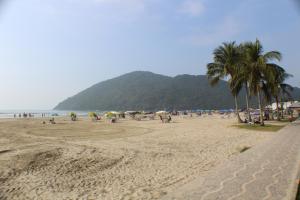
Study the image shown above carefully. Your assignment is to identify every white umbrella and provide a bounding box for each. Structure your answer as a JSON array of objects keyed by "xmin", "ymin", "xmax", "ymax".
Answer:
[
  {"xmin": 110, "ymin": 111, "xmax": 120, "ymax": 115},
  {"xmin": 156, "ymin": 111, "xmax": 168, "ymax": 115}
]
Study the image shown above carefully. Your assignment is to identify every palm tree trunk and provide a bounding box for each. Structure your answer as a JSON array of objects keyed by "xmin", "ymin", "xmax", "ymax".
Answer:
[
  {"xmin": 234, "ymin": 95, "xmax": 243, "ymax": 123},
  {"xmin": 245, "ymin": 83, "xmax": 251, "ymax": 122},
  {"xmin": 276, "ymin": 96, "xmax": 280, "ymax": 121},
  {"xmin": 257, "ymin": 89, "xmax": 264, "ymax": 126},
  {"xmin": 279, "ymin": 95, "xmax": 284, "ymax": 120}
]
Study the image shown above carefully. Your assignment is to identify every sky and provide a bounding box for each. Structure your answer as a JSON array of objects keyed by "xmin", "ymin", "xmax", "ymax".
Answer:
[{"xmin": 0, "ymin": 0, "xmax": 299, "ymax": 109}]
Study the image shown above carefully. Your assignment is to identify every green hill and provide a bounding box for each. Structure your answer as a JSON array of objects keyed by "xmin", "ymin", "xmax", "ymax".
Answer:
[{"xmin": 54, "ymin": 71, "xmax": 300, "ymax": 111}]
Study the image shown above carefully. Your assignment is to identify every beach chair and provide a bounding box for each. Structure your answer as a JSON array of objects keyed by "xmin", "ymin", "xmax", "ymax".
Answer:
[
  {"xmin": 167, "ymin": 116, "xmax": 172, "ymax": 123},
  {"xmin": 134, "ymin": 115, "xmax": 142, "ymax": 121},
  {"xmin": 148, "ymin": 115, "xmax": 155, "ymax": 120},
  {"xmin": 161, "ymin": 116, "xmax": 171, "ymax": 123},
  {"xmin": 49, "ymin": 118, "xmax": 56, "ymax": 124}
]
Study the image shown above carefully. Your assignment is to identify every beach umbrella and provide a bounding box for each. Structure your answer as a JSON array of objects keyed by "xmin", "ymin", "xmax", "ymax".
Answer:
[
  {"xmin": 265, "ymin": 105, "xmax": 272, "ymax": 109},
  {"xmin": 110, "ymin": 111, "xmax": 120, "ymax": 115},
  {"xmin": 289, "ymin": 102, "xmax": 300, "ymax": 108},
  {"xmin": 125, "ymin": 111, "xmax": 140, "ymax": 115},
  {"xmin": 104, "ymin": 112, "xmax": 116, "ymax": 119},
  {"xmin": 156, "ymin": 111, "xmax": 168, "ymax": 115}
]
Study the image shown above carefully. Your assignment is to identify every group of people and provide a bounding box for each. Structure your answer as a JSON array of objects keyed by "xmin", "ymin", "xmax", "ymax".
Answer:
[
  {"xmin": 13, "ymin": 113, "xmax": 48, "ymax": 118},
  {"xmin": 14, "ymin": 113, "xmax": 34, "ymax": 118}
]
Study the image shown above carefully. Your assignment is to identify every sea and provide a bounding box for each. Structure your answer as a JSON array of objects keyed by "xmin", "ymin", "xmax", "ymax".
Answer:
[{"xmin": 0, "ymin": 110, "xmax": 89, "ymax": 119}]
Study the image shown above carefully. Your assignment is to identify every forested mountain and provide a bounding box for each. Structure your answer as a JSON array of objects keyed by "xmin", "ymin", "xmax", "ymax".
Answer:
[{"xmin": 54, "ymin": 71, "xmax": 300, "ymax": 111}]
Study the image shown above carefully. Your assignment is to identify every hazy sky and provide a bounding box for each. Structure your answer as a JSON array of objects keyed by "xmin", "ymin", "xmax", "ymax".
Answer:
[{"xmin": 0, "ymin": 0, "xmax": 299, "ymax": 109}]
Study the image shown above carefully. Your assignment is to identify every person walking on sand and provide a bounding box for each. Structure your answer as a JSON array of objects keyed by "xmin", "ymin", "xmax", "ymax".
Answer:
[
  {"xmin": 168, "ymin": 115, "xmax": 172, "ymax": 122},
  {"xmin": 159, "ymin": 115, "xmax": 163, "ymax": 123}
]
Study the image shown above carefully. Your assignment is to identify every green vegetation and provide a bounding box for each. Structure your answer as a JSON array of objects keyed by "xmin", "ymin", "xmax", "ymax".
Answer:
[
  {"xmin": 54, "ymin": 71, "xmax": 300, "ymax": 111},
  {"xmin": 69, "ymin": 112, "xmax": 77, "ymax": 121},
  {"xmin": 207, "ymin": 42, "xmax": 244, "ymax": 123},
  {"xmin": 207, "ymin": 39, "xmax": 295, "ymax": 126},
  {"xmin": 233, "ymin": 124, "xmax": 286, "ymax": 132}
]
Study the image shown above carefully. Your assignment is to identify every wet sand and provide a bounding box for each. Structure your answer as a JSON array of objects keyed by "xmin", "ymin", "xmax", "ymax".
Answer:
[{"xmin": 0, "ymin": 115, "xmax": 276, "ymax": 200}]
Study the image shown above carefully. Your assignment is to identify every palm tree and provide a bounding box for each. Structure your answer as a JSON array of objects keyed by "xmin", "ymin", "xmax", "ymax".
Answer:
[
  {"xmin": 278, "ymin": 83, "xmax": 293, "ymax": 119},
  {"xmin": 235, "ymin": 44, "xmax": 252, "ymax": 122},
  {"xmin": 244, "ymin": 39, "xmax": 282, "ymax": 126},
  {"xmin": 267, "ymin": 65, "xmax": 293, "ymax": 120},
  {"xmin": 207, "ymin": 42, "xmax": 243, "ymax": 123},
  {"xmin": 244, "ymin": 82, "xmax": 252, "ymax": 122}
]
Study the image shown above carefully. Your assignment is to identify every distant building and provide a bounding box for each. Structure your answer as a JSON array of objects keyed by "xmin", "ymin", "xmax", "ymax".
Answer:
[
  {"xmin": 288, "ymin": 102, "xmax": 300, "ymax": 117},
  {"xmin": 269, "ymin": 101, "xmax": 298, "ymax": 111}
]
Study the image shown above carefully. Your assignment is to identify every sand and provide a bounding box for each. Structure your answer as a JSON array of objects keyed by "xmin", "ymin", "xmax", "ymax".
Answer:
[{"xmin": 0, "ymin": 115, "xmax": 276, "ymax": 200}]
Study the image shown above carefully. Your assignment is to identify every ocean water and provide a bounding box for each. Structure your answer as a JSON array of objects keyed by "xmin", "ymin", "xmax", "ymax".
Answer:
[{"xmin": 0, "ymin": 110, "xmax": 89, "ymax": 119}]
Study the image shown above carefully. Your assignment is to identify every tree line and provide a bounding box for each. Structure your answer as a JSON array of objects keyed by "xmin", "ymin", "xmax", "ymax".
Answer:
[{"xmin": 207, "ymin": 39, "xmax": 293, "ymax": 126}]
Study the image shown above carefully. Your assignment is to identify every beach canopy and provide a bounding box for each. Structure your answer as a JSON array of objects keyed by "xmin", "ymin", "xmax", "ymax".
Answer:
[
  {"xmin": 104, "ymin": 111, "xmax": 118, "ymax": 118},
  {"xmin": 265, "ymin": 105, "xmax": 272, "ymax": 109},
  {"xmin": 288, "ymin": 102, "xmax": 300, "ymax": 108},
  {"xmin": 110, "ymin": 111, "xmax": 120, "ymax": 115},
  {"xmin": 251, "ymin": 111, "xmax": 260, "ymax": 115},
  {"xmin": 125, "ymin": 111, "xmax": 140, "ymax": 115},
  {"xmin": 156, "ymin": 111, "xmax": 168, "ymax": 115}
]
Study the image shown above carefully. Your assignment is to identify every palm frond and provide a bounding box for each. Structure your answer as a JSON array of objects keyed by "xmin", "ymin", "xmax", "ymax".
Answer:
[
  {"xmin": 263, "ymin": 51, "xmax": 282, "ymax": 62},
  {"xmin": 261, "ymin": 82, "xmax": 272, "ymax": 103}
]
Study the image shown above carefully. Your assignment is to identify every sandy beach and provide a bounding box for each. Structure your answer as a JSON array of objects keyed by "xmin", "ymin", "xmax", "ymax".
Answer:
[{"xmin": 0, "ymin": 115, "xmax": 278, "ymax": 200}]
